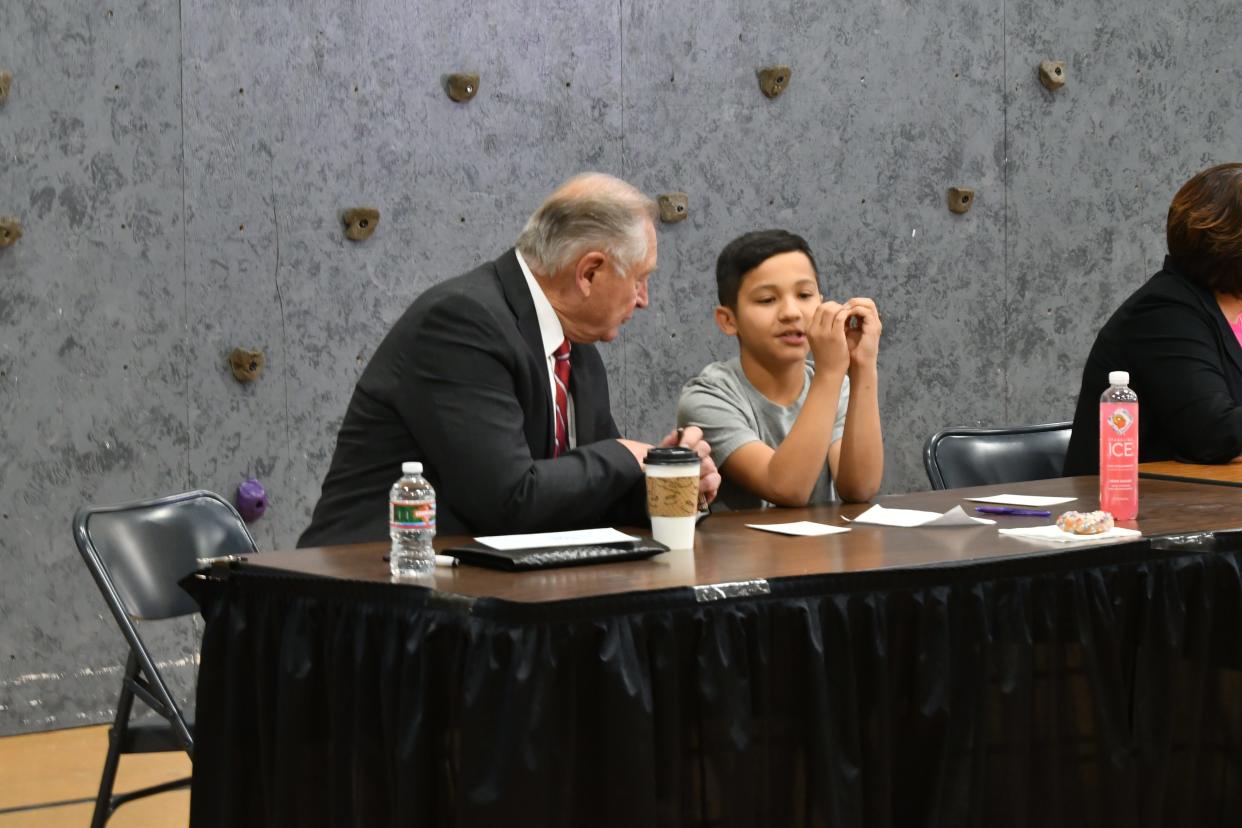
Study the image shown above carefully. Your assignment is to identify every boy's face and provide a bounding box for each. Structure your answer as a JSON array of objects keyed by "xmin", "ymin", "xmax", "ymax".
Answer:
[{"xmin": 715, "ymin": 250, "xmax": 821, "ymax": 362}]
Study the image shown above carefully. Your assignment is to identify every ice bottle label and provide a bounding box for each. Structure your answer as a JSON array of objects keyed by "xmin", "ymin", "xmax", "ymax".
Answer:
[{"xmin": 1099, "ymin": 402, "xmax": 1138, "ymax": 520}]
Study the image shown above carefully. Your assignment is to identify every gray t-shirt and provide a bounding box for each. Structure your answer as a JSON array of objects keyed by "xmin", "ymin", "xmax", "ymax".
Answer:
[{"xmin": 677, "ymin": 357, "xmax": 849, "ymax": 510}]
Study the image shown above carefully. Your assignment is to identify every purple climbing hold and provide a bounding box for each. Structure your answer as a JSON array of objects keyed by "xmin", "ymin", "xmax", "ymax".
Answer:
[{"xmin": 235, "ymin": 477, "xmax": 268, "ymax": 522}]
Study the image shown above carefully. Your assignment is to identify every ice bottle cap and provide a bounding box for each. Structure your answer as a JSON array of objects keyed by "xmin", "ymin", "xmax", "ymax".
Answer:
[
  {"xmin": 402, "ymin": 461, "xmax": 423, "ymax": 474},
  {"xmin": 1108, "ymin": 371, "xmax": 1129, "ymax": 386}
]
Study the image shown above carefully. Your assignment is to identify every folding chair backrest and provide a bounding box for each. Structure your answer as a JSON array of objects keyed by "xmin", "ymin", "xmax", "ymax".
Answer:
[
  {"xmin": 923, "ymin": 422, "xmax": 1073, "ymax": 490},
  {"xmin": 72, "ymin": 490, "xmax": 256, "ymax": 826},
  {"xmin": 74, "ymin": 490, "xmax": 257, "ymax": 621}
]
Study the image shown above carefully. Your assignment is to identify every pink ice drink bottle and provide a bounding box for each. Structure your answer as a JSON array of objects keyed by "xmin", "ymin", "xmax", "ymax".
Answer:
[{"xmin": 1099, "ymin": 370, "xmax": 1139, "ymax": 519}]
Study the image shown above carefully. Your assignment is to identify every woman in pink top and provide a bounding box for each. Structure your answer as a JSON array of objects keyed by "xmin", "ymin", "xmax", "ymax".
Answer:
[{"xmin": 1064, "ymin": 163, "xmax": 1242, "ymax": 474}]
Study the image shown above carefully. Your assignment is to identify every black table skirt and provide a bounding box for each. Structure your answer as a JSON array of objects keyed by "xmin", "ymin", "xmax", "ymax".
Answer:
[{"xmin": 188, "ymin": 535, "xmax": 1242, "ymax": 827}]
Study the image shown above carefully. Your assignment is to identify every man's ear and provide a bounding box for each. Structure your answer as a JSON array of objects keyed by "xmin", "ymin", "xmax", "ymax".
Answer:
[
  {"xmin": 573, "ymin": 251, "xmax": 607, "ymax": 296},
  {"xmin": 714, "ymin": 305, "xmax": 738, "ymax": 336}
]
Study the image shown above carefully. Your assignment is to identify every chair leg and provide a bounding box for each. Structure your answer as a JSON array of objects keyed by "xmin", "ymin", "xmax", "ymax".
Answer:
[
  {"xmin": 110, "ymin": 775, "xmax": 192, "ymax": 809},
  {"xmin": 91, "ymin": 653, "xmax": 140, "ymax": 828}
]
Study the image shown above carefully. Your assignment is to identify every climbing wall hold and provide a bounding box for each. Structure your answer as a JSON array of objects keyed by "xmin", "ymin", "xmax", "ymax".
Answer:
[
  {"xmin": 1038, "ymin": 60, "xmax": 1066, "ymax": 91},
  {"xmin": 343, "ymin": 207, "xmax": 380, "ymax": 241},
  {"xmin": 235, "ymin": 477, "xmax": 268, "ymax": 523},
  {"xmin": 446, "ymin": 73, "xmax": 480, "ymax": 103},
  {"xmin": 657, "ymin": 193, "xmax": 689, "ymax": 223},
  {"xmin": 947, "ymin": 187, "xmax": 975, "ymax": 214},
  {"xmin": 757, "ymin": 66, "xmax": 791, "ymax": 99},
  {"xmin": 228, "ymin": 347, "xmax": 265, "ymax": 383},
  {"xmin": 0, "ymin": 216, "xmax": 21, "ymax": 248}
]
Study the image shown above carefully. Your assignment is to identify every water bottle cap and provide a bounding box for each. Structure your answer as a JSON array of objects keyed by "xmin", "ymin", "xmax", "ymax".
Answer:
[
  {"xmin": 402, "ymin": 461, "xmax": 423, "ymax": 474},
  {"xmin": 1108, "ymin": 371, "xmax": 1130, "ymax": 386}
]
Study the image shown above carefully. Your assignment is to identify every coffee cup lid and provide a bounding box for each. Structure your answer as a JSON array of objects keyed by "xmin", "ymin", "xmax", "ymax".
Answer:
[{"xmin": 645, "ymin": 446, "xmax": 699, "ymax": 465}]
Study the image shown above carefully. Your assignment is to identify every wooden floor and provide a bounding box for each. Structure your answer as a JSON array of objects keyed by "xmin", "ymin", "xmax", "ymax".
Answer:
[{"xmin": 0, "ymin": 724, "xmax": 189, "ymax": 827}]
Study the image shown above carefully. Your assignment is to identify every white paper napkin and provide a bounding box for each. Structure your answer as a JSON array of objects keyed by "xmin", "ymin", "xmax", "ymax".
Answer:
[
  {"xmin": 745, "ymin": 521, "xmax": 851, "ymax": 537},
  {"xmin": 850, "ymin": 504, "xmax": 996, "ymax": 528},
  {"xmin": 997, "ymin": 525, "xmax": 1142, "ymax": 544}
]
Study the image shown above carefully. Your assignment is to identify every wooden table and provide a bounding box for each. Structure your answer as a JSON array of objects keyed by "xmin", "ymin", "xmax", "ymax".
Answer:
[
  {"xmin": 189, "ymin": 476, "xmax": 1242, "ymax": 828},
  {"xmin": 1139, "ymin": 459, "xmax": 1242, "ymax": 488},
  {"xmin": 251, "ymin": 475, "xmax": 1242, "ymax": 602}
]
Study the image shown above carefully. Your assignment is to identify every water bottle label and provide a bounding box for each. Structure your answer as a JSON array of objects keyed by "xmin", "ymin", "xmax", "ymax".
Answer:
[{"xmin": 391, "ymin": 499, "xmax": 435, "ymax": 530}]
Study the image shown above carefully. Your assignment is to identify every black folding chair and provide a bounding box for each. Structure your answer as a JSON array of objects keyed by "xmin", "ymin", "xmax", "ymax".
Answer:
[
  {"xmin": 923, "ymin": 422, "xmax": 1073, "ymax": 490},
  {"xmin": 73, "ymin": 490, "xmax": 257, "ymax": 827}
]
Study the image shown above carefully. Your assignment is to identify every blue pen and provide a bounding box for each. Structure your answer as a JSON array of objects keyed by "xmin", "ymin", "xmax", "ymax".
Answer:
[{"xmin": 974, "ymin": 505, "xmax": 1052, "ymax": 517}]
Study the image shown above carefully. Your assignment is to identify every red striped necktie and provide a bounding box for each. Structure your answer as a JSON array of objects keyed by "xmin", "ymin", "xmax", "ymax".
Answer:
[{"xmin": 552, "ymin": 338, "xmax": 571, "ymax": 457}]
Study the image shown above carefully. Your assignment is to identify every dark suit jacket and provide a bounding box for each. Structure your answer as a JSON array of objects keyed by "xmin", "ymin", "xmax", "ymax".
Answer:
[
  {"xmin": 1063, "ymin": 258, "xmax": 1242, "ymax": 474},
  {"xmin": 299, "ymin": 249, "xmax": 647, "ymax": 546}
]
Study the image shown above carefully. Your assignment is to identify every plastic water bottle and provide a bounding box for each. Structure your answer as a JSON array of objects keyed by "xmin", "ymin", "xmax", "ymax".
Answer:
[
  {"xmin": 1099, "ymin": 371, "xmax": 1139, "ymax": 520},
  {"xmin": 389, "ymin": 461, "xmax": 436, "ymax": 577}
]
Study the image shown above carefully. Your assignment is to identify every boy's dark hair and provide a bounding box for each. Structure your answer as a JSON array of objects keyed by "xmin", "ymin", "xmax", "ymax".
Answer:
[{"xmin": 716, "ymin": 229, "xmax": 819, "ymax": 308}]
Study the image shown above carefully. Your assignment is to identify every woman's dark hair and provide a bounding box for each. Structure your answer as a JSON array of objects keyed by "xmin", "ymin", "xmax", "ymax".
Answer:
[
  {"xmin": 1167, "ymin": 163, "xmax": 1242, "ymax": 295},
  {"xmin": 715, "ymin": 229, "xmax": 819, "ymax": 308}
]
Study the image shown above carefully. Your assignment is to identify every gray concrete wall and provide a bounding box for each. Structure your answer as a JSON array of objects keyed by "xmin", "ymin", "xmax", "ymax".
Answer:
[{"xmin": 0, "ymin": 0, "xmax": 1238, "ymax": 734}]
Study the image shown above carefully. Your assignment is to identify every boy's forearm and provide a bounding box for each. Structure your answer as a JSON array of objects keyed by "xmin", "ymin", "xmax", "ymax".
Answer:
[
  {"xmin": 762, "ymin": 369, "xmax": 846, "ymax": 505},
  {"xmin": 835, "ymin": 365, "xmax": 883, "ymax": 501}
]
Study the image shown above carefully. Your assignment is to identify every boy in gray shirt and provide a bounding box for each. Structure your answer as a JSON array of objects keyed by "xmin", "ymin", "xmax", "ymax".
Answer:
[{"xmin": 677, "ymin": 230, "xmax": 884, "ymax": 510}]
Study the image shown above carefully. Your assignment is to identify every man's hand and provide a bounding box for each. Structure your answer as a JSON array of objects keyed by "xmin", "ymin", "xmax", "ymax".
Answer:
[
  {"xmin": 618, "ymin": 439, "xmax": 653, "ymax": 466},
  {"xmin": 658, "ymin": 426, "xmax": 721, "ymax": 507}
]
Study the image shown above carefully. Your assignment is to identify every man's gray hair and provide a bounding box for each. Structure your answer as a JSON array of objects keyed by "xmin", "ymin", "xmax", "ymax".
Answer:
[{"xmin": 516, "ymin": 173, "xmax": 658, "ymax": 277}]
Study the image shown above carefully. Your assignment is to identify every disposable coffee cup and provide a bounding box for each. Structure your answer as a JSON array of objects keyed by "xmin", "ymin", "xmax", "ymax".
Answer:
[{"xmin": 644, "ymin": 446, "xmax": 700, "ymax": 550}]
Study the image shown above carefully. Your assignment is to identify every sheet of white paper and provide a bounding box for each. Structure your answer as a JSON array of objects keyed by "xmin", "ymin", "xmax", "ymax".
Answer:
[
  {"xmin": 963, "ymin": 494, "xmax": 1078, "ymax": 507},
  {"xmin": 851, "ymin": 504, "xmax": 940, "ymax": 527},
  {"xmin": 857, "ymin": 505, "xmax": 932, "ymax": 526},
  {"xmin": 851, "ymin": 504, "xmax": 996, "ymax": 528},
  {"xmin": 998, "ymin": 525, "xmax": 1142, "ymax": 544},
  {"xmin": 926, "ymin": 504, "xmax": 998, "ymax": 526},
  {"xmin": 474, "ymin": 528, "xmax": 640, "ymax": 550},
  {"xmin": 745, "ymin": 521, "xmax": 851, "ymax": 537}
]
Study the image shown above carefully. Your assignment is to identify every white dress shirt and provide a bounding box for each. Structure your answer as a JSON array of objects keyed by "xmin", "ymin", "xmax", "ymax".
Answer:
[{"xmin": 515, "ymin": 250, "xmax": 577, "ymax": 449}]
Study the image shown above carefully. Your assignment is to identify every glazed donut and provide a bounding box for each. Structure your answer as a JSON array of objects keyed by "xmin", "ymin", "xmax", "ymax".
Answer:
[{"xmin": 1056, "ymin": 510, "xmax": 1115, "ymax": 535}]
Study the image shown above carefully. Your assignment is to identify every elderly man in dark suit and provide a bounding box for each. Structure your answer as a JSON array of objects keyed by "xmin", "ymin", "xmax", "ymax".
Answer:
[{"xmin": 300, "ymin": 173, "xmax": 719, "ymax": 545}]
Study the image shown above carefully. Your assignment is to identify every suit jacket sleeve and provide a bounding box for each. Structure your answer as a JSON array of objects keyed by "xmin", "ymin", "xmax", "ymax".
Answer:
[
  {"xmin": 581, "ymin": 354, "xmax": 650, "ymax": 526},
  {"xmin": 396, "ymin": 291, "xmax": 645, "ymax": 534},
  {"xmin": 1122, "ymin": 297, "xmax": 1242, "ymax": 463}
]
